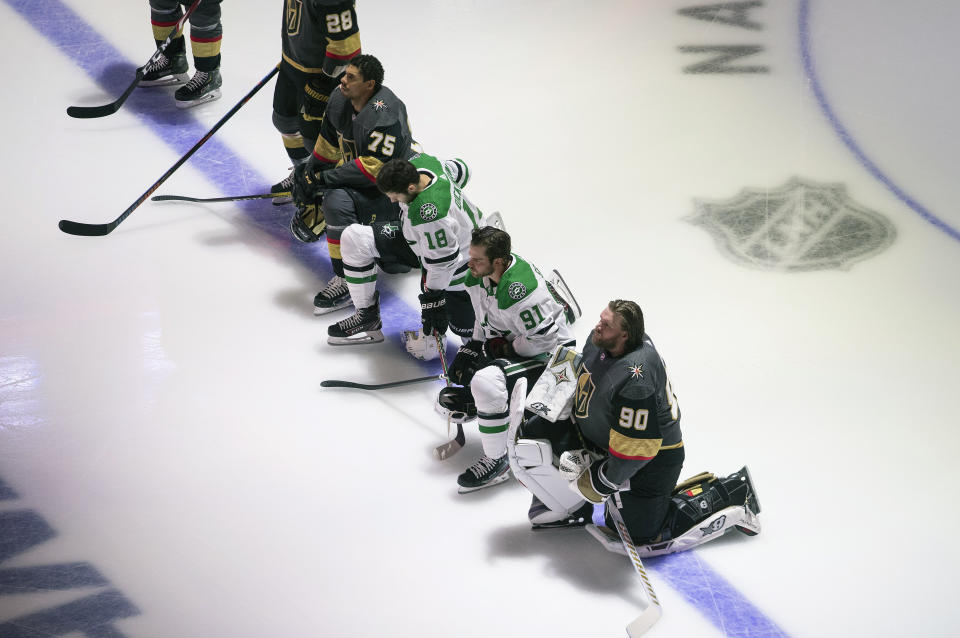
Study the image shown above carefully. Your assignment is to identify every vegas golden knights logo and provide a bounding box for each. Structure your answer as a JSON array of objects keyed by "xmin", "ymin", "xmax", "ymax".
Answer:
[
  {"xmin": 286, "ymin": 0, "xmax": 302, "ymax": 35},
  {"xmin": 573, "ymin": 362, "xmax": 595, "ymax": 419}
]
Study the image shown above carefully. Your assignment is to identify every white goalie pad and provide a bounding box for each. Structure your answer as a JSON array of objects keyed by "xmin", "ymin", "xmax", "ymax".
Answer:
[
  {"xmin": 507, "ymin": 379, "xmax": 586, "ymax": 516},
  {"xmin": 402, "ymin": 329, "xmax": 446, "ymax": 361},
  {"xmin": 525, "ymin": 345, "xmax": 578, "ymax": 422},
  {"xmin": 586, "ymin": 504, "xmax": 760, "ymax": 558}
]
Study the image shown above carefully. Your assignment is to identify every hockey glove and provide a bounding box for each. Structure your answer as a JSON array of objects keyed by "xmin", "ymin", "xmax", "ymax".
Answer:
[
  {"xmin": 291, "ymin": 161, "xmax": 327, "ymax": 205},
  {"xmin": 448, "ymin": 340, "xmax": 488, "ymax": 385},
  {"xmin": 484, "ymin": 336, "xmax": 514, "ymax": 359},
  {"xmin": 419, "ymin": 289, "xmax": 449, "ymax": 336},
  {"xmin": 290, "ymin": 200, "xmax": 326, "ymax": 242},
  {"xmin": 569, "ymin": 457, "xmax": 619, "ymax": 505}
]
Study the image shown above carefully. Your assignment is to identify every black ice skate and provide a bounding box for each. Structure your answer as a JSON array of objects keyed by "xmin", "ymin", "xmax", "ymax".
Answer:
[
  {"xmin": 314, "ymin": 275, "xmax": 352, "ymax": 315},
  {"xmin": 140, "ymin": 52, "xmax": 189, "ymax": 87},
  {"xmin": 174, "ymin": 68, "xmax": 222, "ymax": 108},
  {"xmin": 327, "ymin": 293, "xmax": 383, "ymax": 345},
  {"xmin": 270, "ymin": 167, "xmax": 296, "ymax": 206},
  {"xmin": 530, "ymin": 499, "xmax": 594, "ymax": 530},
  {"xmin": 457, "ymin": 454, "xmax": 510, "ymax": 493}
]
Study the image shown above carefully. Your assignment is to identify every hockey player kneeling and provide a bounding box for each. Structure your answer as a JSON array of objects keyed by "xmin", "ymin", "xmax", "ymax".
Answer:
[
  {"xmin": 442, "ymin": 227, "xmax": 578, "ymax": 493},
  {"xmin": 507, "ymin": 300, "xmax": 761, "ymax": 557}
]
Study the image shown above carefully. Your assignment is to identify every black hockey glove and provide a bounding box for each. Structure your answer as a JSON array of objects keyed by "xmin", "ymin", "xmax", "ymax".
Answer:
[
  {"xmin": 290, "ymin": 199, "xmax": 326, "ymax": 243},
  {"xmin": 484, "ymin": 336, "xmax": 514, "ymax": 359},
  {"xmin": 419, "ymin": 289, "xmax": 448, "ymax": 336},
  {"xmin": 448, "ymin": 340, "xmax": 488, "ymax": 385},
  {"xmin": 291, "ymin": 161, "xmax": 327, "ymax": 205}
]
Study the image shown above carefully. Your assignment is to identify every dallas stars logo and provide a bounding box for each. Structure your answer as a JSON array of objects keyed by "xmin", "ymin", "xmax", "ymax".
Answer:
[
  {"xmin": 373, "ymin": 100, "xmax": 386, "ymax": 111},
  {"xmin": 551, "ymin": 367, "xmax": 570, "ymax": 385},
  {"xmin": 628, "ymin": 364, "xmax": 644, "ymax": 379}
]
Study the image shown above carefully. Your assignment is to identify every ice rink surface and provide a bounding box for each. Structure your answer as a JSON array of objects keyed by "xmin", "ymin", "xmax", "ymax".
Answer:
[{"xmin": 2, "ymin": 1, "xmax": 959, "ymax": 636}]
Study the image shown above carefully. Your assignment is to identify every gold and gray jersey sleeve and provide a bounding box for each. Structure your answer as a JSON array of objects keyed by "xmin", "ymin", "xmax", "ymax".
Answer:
[{"xmin": 282, "ymin": 1, "xmax": 361, "ymax": 77}]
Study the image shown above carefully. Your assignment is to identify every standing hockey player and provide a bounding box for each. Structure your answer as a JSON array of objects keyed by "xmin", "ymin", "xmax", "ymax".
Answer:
[
  {"xmin": 290, "ymin": 54, "xmax": 417, "ymax": 314},
  {"xmin": 444, "ymin": 227, "xmax": 577, "ymax": 493},
  {"xmin": 140, "ymin": 0, "xmax": 224, "ymax": 108},
  {"xmin": 326, "ymin": 154, "xmax": 484, "ymax": 351},
  {"xmin": 508, "ymin": 300, "xmax": 761, "ymax": 556},
  {"xmin": 270, "ymin": 0, "xmax": 362, "ymax": 204}
]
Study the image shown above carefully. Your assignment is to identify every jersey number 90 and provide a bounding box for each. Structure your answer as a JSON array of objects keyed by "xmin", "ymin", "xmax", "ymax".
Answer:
[{"xmin": 618, "ymin": 407, "xmax": 649, "ymax": 431}]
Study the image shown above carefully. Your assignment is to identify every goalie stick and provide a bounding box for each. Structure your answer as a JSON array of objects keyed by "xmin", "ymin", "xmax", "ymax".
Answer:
[
  {"xmin": 66, "ymin": 0, "xmax": 203, "ymax": 119},
  {"xmin": 59, "ymin": 65, "xmax": 280, "ymax": 237},
  {"xmin": 607, "ymin": 497, "xmax": 663, "ymax": 636},
  {"xmin": 151, "ymin": 193, "xmax": 285, "ymax": 204},
  {"xmin": 320, "ymin": 374, "xmax": 444, "ymax": 391},
  {"xmin": 433, "ymin": 334, "xmax": 465, "ymax": 460}
]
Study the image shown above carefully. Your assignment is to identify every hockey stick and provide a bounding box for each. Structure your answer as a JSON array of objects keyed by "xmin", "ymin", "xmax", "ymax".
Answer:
[
  {"xmin": 320, "ymin": 374, "xmax": 445, "ymax": 390},
  {"xmin": 433, "ymin": 334, "xmax": 465, "ymax": 460},
  {"xmin": 66, "ymin": 0, "xmax": 203, "ymax": 119},
  {"xmin": 607, "ymin": 497, "xmax": 663, "ymax": 636},
  {"xmin": 151, "ymin": 192, "xmax": 285, "ymax": 203},
  {"xmin": 59, "ymin": 65, "xmax": 280, "ymax": 237}
]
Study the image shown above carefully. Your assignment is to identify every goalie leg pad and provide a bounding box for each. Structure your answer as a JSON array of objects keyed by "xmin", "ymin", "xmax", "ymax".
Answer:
[
  {"xmin": 663, "ymin": 466, "xmax": 761, "ymax": 541},
  {"xmin": 507, "ymin": 436, "xmax": 587, "ymax": 521}
]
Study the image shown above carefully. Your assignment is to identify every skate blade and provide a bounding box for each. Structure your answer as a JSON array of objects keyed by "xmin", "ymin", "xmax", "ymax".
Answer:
[
  {"xmin": 139, "ymin": 73, "xmax": 189, "ymax": 87},
  {"xmin": 456, "ymin": 472, "xmax": 511, "ymax": 494},
  {"xmin": 327, "ymin": 331, "xmax": 384, "ymax": 346},
  {"xmin": 314, "ymin": 302, "xmax": 353, "ymax": 316},
  {"xmin": 175, "ymin": 88, "xmax": 222, "ymax": 109}
]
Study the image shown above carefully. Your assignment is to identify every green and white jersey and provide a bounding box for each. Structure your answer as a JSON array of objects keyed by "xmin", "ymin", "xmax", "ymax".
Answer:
[
  {"xmin": 401, "ymin": 153, "xmax": 483, "ymax": 291},
  {"xmin": 464, "ymin": 254, "xmax": 575, "ymax": 358}
]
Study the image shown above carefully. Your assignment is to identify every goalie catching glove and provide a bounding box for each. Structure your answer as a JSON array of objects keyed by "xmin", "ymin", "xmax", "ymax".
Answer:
[
  {"xmin": 448, "ymin": 340, "xmax": 488, "ymax": 385},
  {"xmin": 568, "ymin": 455, "xmax": 620, "ymax": 504},
  {"xmin": 419, "ymin": 289, "xmax": 448, "ymax": 336}
]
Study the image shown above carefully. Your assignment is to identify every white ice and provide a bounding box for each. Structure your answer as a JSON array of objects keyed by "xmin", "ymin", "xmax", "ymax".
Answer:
[{"xmin": 2, "ymin": 1, "xmax": 959, "ymax": 637}]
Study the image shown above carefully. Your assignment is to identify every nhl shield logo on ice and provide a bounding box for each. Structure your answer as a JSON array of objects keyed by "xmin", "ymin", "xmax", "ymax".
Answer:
[{"xmin": 687, "ymin": 177, "xmax": 896, "ymax": 271}]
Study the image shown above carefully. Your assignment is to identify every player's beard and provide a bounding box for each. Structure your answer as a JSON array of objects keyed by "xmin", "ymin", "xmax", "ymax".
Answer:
[{"xmin": 591, "ymin": 330, "xmax": 616, "ymax": 352}]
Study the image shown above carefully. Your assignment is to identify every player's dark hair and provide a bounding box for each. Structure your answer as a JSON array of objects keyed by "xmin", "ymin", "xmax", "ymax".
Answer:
[
  {"xmin": 471, "ymin": 226, "xmax": 511, "ymax": 263},
  {"xmin": 376, "ymin": 159, "xmax": 419, "ymax": 194},
  {"xmin": 608, "ymin": 300, "xmax": 644, "ymax": 352},
  {"xmin": 348, "ymin": 54, "xmax": 384, "ymax": 92}
]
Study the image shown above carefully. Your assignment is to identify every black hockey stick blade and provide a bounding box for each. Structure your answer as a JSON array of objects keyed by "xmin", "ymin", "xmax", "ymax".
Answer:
[
  {"xmin": 321, "ymin": 374, "xmax": 445, "ymax": 391},
  {"xmin": 66, "ymin": 69, "xmax": 143, "ymax": 119},
  {"xmin": 66, "ymin": 0, "xmax": 200, "ymax": 119},
  {"xmin": 151, "ymin": 193, "xmax": 282, "ymax": 203},
  {"xmin": 58, "ymin": 219, "xmax": 117, "ymax": 237},
  {"xmin": 58, "ymin": 65, "xmax": 280, "ymax": 237}
]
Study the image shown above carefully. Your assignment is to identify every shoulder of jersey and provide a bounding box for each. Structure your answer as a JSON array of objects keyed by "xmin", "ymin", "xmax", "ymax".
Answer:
[
  {"xmin": 496, "ymin": 255, "xmax": 540, "ymax": 310},
  {"xmin": 360, "ymin": 86, "xmax": 404, "ymax": 127},
  {"xmin": 617, "ymin": 347, "xmax": 657, "ymax": 399},
  {"xmin": 406, "ymin": 154, "xmax": 452, "ymax": 226}
]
